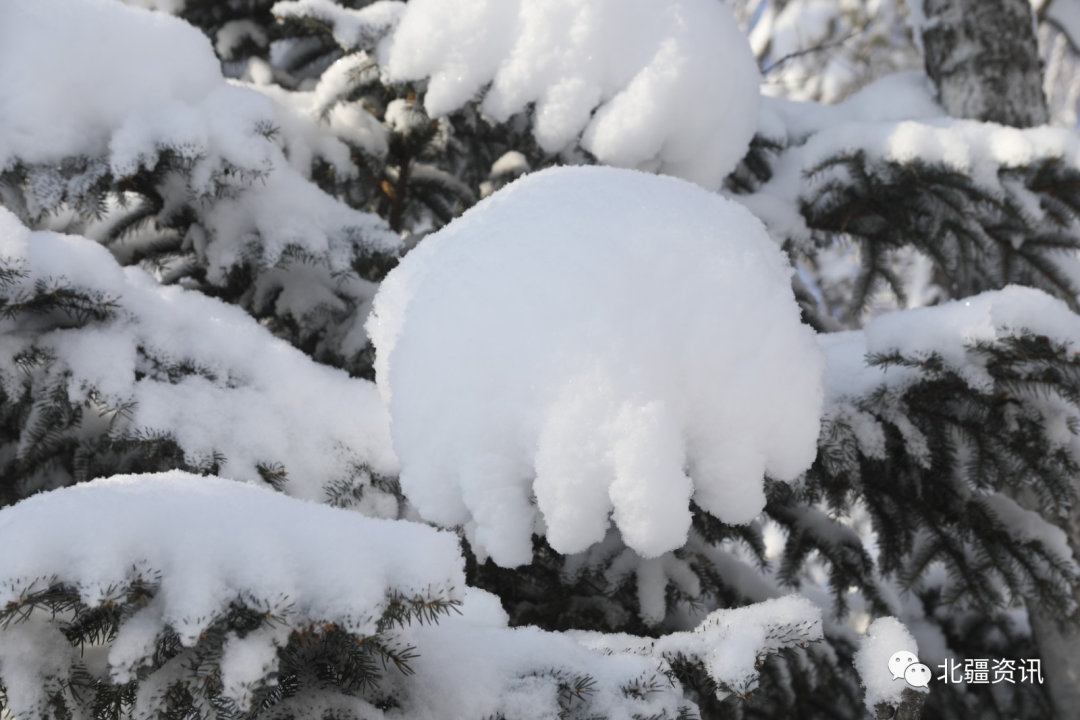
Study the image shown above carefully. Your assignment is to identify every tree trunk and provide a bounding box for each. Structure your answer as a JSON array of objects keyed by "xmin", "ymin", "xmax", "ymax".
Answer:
[{"xmin": 917, "ymin": 0, "xmax": 1049, "ymax": 126}]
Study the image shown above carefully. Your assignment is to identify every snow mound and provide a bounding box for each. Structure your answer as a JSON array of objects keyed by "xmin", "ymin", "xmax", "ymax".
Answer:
[
  {"xmin": 0, "ymin": 0, "xmax": 396, "ymax": 285},
  {"xmin": 853, "ymin": 617, "xmax": 924, "ymax": 713},
  {"xmin": 0, "ymin": 472, "xmax": 463, "ymax": 714},
  {"xmin": 0, "ymin": 471, "xmax": 464, "ymax": 679},
  {"xmin": 376, "ymin": 0, "xmax": 760, "ymax": 191},
  {"xmin": 0, "ymin": 0, "xmax": 218, "ymax": 168},
  {"xmin": 0, "ymin": 209, "xmax": 398, "ymax": 509},
  {"xmin": 368, "ymin": 167, "xmax": 825, "ymax": 566}
]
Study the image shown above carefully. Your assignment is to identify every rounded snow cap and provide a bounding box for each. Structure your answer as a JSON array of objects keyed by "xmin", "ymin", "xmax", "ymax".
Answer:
[{"xmin": 369, "ymin": 166, "xmax": 825, "ymax": 566}]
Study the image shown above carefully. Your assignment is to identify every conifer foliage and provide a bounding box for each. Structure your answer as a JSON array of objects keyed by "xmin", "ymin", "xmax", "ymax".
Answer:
[{"xmin": 3, "ymin": 1, "xmax": 1080, "ymax": 720}]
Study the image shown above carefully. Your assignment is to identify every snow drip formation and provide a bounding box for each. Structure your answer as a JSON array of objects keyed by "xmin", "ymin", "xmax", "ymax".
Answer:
[{"xmin": 368, "ymin": 167, "xmax": 826, "ymax": 567}]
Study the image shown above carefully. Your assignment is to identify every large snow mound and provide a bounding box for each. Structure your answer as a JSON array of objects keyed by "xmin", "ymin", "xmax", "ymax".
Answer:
[
  {"xmin": 376, "ymin": 0, "xmax": 760, "ymax": 191},
  {"xmin": 368, "ymin": 166, "xmax": 825, "ymax": 566}
]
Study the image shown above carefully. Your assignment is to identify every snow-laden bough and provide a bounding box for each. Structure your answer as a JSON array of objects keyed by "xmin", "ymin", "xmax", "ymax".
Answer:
[{"xmin": 274, "ymin": 0, "xmax": 762, "ymax": 191}]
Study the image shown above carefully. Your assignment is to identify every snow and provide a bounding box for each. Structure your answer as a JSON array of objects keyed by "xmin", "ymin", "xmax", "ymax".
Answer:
[
  {"xmin": 198, "ymin": 155, "xmax": 396, "ymax": 284},
  {"xmin": 862, "ymin": 286, "xmax": 1080, "ymax": 393},
  {"xmin": 249, "ymin": 79, "xmax": 390, "ymax": 160},
  {"xmin": 399, "ymin": 620, "xmax": 691, "ymax": 719},
  {"xmin": 903, "ymin": 0, "xmax": 930, "ymax": 53},
  {"xmin": 979, "ymin": 493, "xmax": 1078, "ymax": 571},
  {"xmin": 215, "ymin": 19, "xmax": 270, "ymax": 60},
  {"xmin": 0, "ymin": 209, "xmax": 399, "ymax": 509},
  {"xmin": 272, "ymin": 0, "xmax": 405, "ymax": 51},
  {"xmin": 0, "ymin": 472, "xmax": 824, "ymax": 719},
  {"xmin": 818, "ymin": 287, "xmax": 1080, "ymax": 467},
  {"xmin": 384, "ymin": 98, "xmax": 431, "ymax": 136},
  {"xmin": 852, "ymin": 617, "xmax": 924, "ymax": 713},
  {"xmin": 814, "ymin": 288, "xmax": 1080, "ymax": 593},
  {"xmin": 797, "ymin": 117, "xmax": 1080, "ymax": 195},
  {"xmin": 0, "ymin": 0, "xmax": 219, "ymax": 169},
  {"xmin": 310, "ymin": 52, "xmax": 377, "ymax": 117},
  {"xmin": 571, "ymin": 595, "xmax": 823, "ymax": 699},
  {"xmin": 491, "ymin": 150, "xmax": 531, "ymax": 178},
  {"xmin": 390, "ymin": 591, "xmax": 820, "ymax": 717},
  {"xmin": 1, "ymin": 0, "xmax": 398, "ymax": 303},
  {"xmin": 482, "ymin": 151, "xmax": 533, "ymax": 198},
  {"xmin": 735, "ymin": 77, "xmax": 1080, "ymax": 256},
  {"xmin": 377, "ymin": 0, "xmax": 761, "ymax": 191},
  {"xmin": 368, "ymin": 166, "xmax": 825, "ymax": 567},
  {"xmin": 0, "ymin": 617, "xmax": 76, "ymax": 719},
  {"xmin": 760, "ymin": 71, "xmax": 943, "ymax": 142},
  {"xmin": 0, "ymin": 472, "xmax": 465, "ymax": 711}
]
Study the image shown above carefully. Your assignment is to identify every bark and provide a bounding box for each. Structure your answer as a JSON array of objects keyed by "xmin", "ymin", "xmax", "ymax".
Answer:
[{"xmin": 918, "ymin": 0, "xmax": 1048, "ymax": 127}]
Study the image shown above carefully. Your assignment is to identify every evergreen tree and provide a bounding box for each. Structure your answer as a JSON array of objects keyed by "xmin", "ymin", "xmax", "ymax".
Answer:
[{"xmin": 4, "ymin": 1, "xmax": 1080, "ymax": 719}]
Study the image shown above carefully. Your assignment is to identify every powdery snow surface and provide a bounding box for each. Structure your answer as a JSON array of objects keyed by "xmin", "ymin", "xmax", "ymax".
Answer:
[
  {"xmin": 760, "ymin": 71, "xmax": 943, "ymax": 142},
  {"xmin": 738, "ymin": 80, "xmax": 1080, "ymax": 254},
  {"xmin": 799, "ymin": 117, "xmax": 1080, "ymax": 190},
  {"xmin": 817, "ymin": 287, "xmax": 1080, "ymax": 466},
  {"xmin": 0, "ymin": 472, "xmax": 464, "ymax": 711},
  {"xmin": 821, "ymin": 286, "xmax": 1080, "ymax": 399},
  {"xmin": 399, "ymin": 612, "xmax": 688, "ymax": 719},
  {"xmin": 0, "ymin": 209, "xmax": 398, "ymax": 509},
  {"xmin": 368, "ymin": 167, "xmax": 825, "ymax": 567},
  {"xmin": 387, "ymin": 592, "xmax": 821, "ymax": 717},
  {"xmin": 0, "ymin": 0, "xmax": 217, "ymax": 167},
  {"xmin": 375, "ymin": 0, "xmax": 760, "ymax": 191},
  {"xmin": 852, "ymin": 617, "xmax": 924, "ymax": 713},
  {"xmin": 0, "ymin": 0, "xmax": 397, "ymax": 281},
  {"xmin": 571, "ymin": 595, "xmax": 823, "ymax": 699}
]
